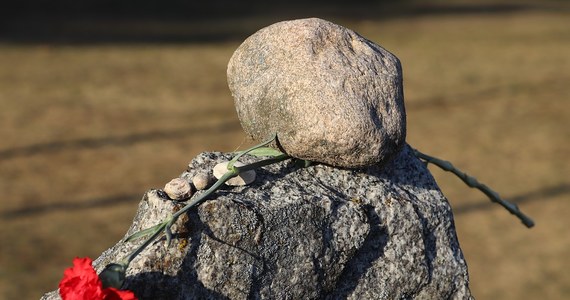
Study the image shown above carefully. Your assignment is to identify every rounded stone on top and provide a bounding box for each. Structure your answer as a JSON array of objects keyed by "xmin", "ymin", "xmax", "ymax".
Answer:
[
  {"xmin": 164, "ymin": 178, "xmax": 193, "ymax": 200},
  {"xmin": 227, "ymin": 18, "xmax": 406, "ymax": 168},
  {"xmin": 213, "ymin": 161, "xmax": 256, "ymax": 186},
  {"xmin": 192, "ymin": 172, "xmax": 212, "ymax": 191}
]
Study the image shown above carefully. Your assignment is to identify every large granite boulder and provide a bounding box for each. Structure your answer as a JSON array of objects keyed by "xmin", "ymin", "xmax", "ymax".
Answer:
[
  {"xmin": 228, "ymin": 18, "xmax": 406, "ymax": 168},
  {"xmin": 42, "ymin": 145, "xmax": 472, "ymax": 299}
]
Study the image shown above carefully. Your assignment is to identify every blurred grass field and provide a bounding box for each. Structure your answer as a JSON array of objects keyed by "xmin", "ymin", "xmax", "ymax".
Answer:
[{"xmin": 1, "ymin": 1, "xmax": 569, "ymax": 299}]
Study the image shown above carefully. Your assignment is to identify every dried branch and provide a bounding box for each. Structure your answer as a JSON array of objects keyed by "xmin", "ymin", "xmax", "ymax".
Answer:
[{"xmin": 412, "ymin": 148, "xmax": 535, "ymax": 228}]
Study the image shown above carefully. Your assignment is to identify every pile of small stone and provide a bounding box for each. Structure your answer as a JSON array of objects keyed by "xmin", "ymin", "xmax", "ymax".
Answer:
[{"xmin": 163, "ymin": 161, "xmax": 256, "ymax": 200}]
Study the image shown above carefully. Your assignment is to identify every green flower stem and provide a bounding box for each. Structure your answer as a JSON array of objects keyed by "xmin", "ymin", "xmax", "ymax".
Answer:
[
  {"xmin": 228, "ymin": 134, "xmax": 277, "ymax": 169},
  {"xmin": 163, "ymin": 169, "xmax": 239, "ymax": 246},
  {"xmin": 121, "ymin": 150, "xmax": 290, "ymax": 266},
  {"xmin": 412, "ymin": 148, "xmax": 535, "ymax": 228},
  {"xmin": 235, "ymin": 154, "xmax": 290, "ymax": 172},
  {"xmin": 121, "ymin": 220, "xmax": 168, "ymax": 266}
]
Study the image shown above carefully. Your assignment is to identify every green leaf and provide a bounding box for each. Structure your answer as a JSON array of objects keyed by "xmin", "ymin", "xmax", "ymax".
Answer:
[
  {"xmin": 245, "ymin": 147, "xmax": 284, "ymax": 157},
  {"xmin": 125, "ymin": 222, "xmax": 165, "ymax": 242},
  {"xmin": 229, "ymin": 134, "xmax": 277, "ymax": 169}
]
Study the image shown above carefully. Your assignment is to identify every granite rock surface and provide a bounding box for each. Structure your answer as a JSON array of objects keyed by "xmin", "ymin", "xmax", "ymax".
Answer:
[
  {"xmin": 227, "ymin": 18, "xmax": 406, "ymax": 168},
  {"xmin": 42, "ymin": 145, "xmax": 472, "ymax": 300}
]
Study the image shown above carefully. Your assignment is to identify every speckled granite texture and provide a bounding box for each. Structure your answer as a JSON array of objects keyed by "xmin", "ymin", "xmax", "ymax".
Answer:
[
  {"xmin": 228, "ymin": 18, "xmax": 406, "ymax": 168},
  {"xmin": 42, "ymin": 145, "xmax": 472, "ymax": 300}
]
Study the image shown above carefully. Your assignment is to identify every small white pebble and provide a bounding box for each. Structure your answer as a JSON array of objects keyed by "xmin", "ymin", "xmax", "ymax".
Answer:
[
  {"xmin": 213, "ymin": 161, "xmax": 256, "ymax": 186},
  {"xmin": 192, "ymin": 172, "xmax": 211, "ymax": 190},
  {"xmin": 164, "ymin": 178, "xmax": 193, "ymax": 200}
]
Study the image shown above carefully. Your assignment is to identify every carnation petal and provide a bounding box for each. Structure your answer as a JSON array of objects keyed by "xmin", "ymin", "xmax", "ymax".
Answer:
[
  {"xmin": 102, "ymin": 287, "xmax": 138, "ymax": 300},
  {"xmin": 59, "ymin": 257, "xmax": 104, "ymax": 300}
]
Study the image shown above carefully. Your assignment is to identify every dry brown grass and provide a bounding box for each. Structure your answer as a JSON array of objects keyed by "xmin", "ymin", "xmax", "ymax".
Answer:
[{"xmin": 1, "ymin": 3, "xmax": 569, "ymax": 299}]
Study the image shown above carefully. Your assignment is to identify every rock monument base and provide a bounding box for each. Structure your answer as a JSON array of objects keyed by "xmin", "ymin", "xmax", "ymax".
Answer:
[{"xmin": 42, "ymin": 145, "xmax": 472, "ymax": 300}]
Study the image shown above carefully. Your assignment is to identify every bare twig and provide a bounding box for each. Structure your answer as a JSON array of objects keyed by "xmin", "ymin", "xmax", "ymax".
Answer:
[{"xmin": 412, "ymin": 148, "xmax": 535, "ymax": 228}]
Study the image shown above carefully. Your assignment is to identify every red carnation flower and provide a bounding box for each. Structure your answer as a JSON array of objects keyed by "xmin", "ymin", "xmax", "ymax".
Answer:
[{"xmin": 59, "ymin": 257, "xmax": 137, "ymax": 300}]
